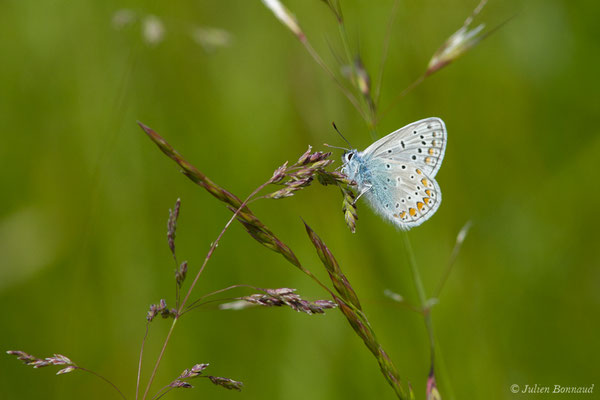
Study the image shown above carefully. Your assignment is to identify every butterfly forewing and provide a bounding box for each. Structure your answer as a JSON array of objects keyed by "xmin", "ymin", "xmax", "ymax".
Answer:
[{"xmin": 363, "ymin": 117, "xmax": 447, "ymax": 177}]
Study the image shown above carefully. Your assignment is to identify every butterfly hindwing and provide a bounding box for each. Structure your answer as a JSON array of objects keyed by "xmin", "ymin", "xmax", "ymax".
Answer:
[
  {"xmin": 363, "ymin": 158, "xmax": 442, "ymax": 230},
  {"xmin": 362, "ymin": 117, "xmax": 447, "ymax": 177}
]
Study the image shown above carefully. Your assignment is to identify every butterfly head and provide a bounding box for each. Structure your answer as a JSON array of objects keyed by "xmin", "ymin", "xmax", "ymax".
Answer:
[
  {"xmin": 342, "ymin": 149, "xmax": 358, "ymax": 164},
  {"xmin": 341, "ymin": 149, "xmax": 360, "ymax": 181}
]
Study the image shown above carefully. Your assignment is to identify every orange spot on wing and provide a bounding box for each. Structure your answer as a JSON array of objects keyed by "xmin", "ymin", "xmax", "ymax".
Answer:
[
  {"xmin": 424, "ymin": 197, "xmax": 431, "ymax": 205},
  {"xmin": 417, "ymin": 202, "xmax": 425, "ymax": 211},
  {"xmin": 400, "ymin": 211, "xmax": 407, "ymax": 219},
  {"xmin": 425, "ymin": 157, "xmax": 433, "ymax": 164},
  {"xmin": 421, "ymin": 178, "xmax": 429, "ymax": 187},
  {"xmin": 429, "ymin": 148, "xmax": 435, "ymax": 155},
  {"xmin": 409, "ymin": 208, "xmax": 417, "ymax": 217},
  {"xmin": 416, "ymin": 169, "xmax": 423, "ymax": 175},
  {"xmin": 425, "ymin": 189, "xmax": 432, "ymax": 196}
]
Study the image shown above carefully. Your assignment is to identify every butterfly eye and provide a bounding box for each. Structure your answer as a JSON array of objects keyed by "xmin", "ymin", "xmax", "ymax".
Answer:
[{"xmin": 346, "ymin": 153, "xmax": 353, "ymax": 161}]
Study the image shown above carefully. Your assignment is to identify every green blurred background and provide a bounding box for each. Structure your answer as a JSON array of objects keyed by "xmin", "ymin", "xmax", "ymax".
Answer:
[{"xmin": 1, "ymin": 0, "xmax": 598, "ymax": 399}]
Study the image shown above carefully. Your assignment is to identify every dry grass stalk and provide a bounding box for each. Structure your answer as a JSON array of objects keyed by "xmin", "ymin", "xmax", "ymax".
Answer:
[
  {"xmin": 147, "ymin": 299, "xmax": 177, "ymax": 322},
  {"xmin": 140, "ymin": 122, "xmax": 304, "ymax": 266},
  {"xmin": 303, "ymin": 223, "xmax": 411, "ymax": 400},
  {"xmin": 236, "ymin": 288, "xmax": 337, "ymax": 315},
  {"xmin": 154, "ymin": 363, "xmax": 242, "ymax": 398},
  {"xmin": 7, "ymin": 351, "xmax": 74, "ymax": 372},
  {"xmin": 426, "ymin": 0, "xmax": 489, "ymax": 76},
  {"xmin": 166, "ymin": 198, "xmax": 180, "ymax": 262},
  {"xmin": 7, "ymin": 350, "xmax": 126, "ymax": 399}
]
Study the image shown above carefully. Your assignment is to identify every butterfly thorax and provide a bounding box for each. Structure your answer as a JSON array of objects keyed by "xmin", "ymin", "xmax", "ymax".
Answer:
[{"xmin": 341, "ymin": 150, "xmax": 372, "ymax": 189}]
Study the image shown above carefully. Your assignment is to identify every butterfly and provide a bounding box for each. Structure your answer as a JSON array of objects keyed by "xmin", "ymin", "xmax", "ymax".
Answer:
[{"xmin": 340, "ymin": 117, "xmax": 447, "ymax": 230}]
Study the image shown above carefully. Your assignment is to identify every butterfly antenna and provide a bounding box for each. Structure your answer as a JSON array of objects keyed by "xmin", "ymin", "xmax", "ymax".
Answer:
[
  {"xmin": 332, "ymin": 122, "xmax": 353, "ymax": 148},
  {"xmin": 324, "ymin": 143, "xmax": 350, "ymax": 151}
]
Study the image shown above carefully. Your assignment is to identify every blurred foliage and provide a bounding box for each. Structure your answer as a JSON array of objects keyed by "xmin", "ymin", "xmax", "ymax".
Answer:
[{"xmin": 1, "ymin": 0, "xmax": 599, "ymax": 399}]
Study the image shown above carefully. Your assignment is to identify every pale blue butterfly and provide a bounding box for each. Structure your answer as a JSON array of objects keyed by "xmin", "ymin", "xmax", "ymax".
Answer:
[{"xmin": 340, "ymin": 117, "xmax": 447, "ymax": 230}]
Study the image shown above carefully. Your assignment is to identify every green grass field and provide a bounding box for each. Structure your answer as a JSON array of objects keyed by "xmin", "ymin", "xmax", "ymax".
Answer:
[{"xmin": 1, "ymin": 1, "xmax": 598, "ymax": 399}]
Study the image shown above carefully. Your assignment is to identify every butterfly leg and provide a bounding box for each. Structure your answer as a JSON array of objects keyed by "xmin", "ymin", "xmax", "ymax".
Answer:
[{"xmin": 353, "ymin": 184, "xmax": 372, "ymax": 205}]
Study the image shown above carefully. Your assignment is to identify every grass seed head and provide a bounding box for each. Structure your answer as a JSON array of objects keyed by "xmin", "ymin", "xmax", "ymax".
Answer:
[
  {"xmin": 261, "ymin": 0, "xmax": 305, "ymax": 40},
  {"xmin": 208, "ymin": 376, "xmax": 244, "ymax": 391},
  {"xmin": 239, "ymin": 288, "xmax": 337, "ymax": 315},
  {"xmin": 167, "ymin": 198, "xmax": 181, "ymax": 259}
]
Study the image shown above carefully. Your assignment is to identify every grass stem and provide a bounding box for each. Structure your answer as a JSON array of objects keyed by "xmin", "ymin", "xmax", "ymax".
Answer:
[
  {"xmin": 135, "ymin": 323, "xmax": 150, "ymax": 400},
  {"xmin": 76, "ymin": 366, "xmax": 127, "ymax": 400},
  {"xmin": 401, "ymin": 231, "xmax": 435, "ymax": 366}
]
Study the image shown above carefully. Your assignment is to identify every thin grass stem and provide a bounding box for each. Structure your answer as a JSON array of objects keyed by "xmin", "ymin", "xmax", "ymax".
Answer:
[
  {"xmin": 135, "ymin": 323, "xmax": 150, "ymax": 400},
  {"xmin": 141, "ymin": 318, "xmax": 178, "ymax": 400},
  {"xmin": 374, "ymin": 0, "xmax": 400, "ymax": 109},
  {"xmin": 76, "ymin": 366, "xmax": 127, "ymax": 400},
  {"xmin": 301, "ymin": 39, "xmax": 369, "ymax": 123},
  {"xmin": 434, "ymin": 221, "xmax": 472, "ymax": 299},
  {"xmin": 175, "ymin": 281, "xmax": 180, "ymax": 311},
  {"xmin": 177, "ymin": 182, "xmax": 270, "ymax": 312},
  {"xmin": 400, "ymin": 231, "xmax": 434, "ymax": 366},
  {"xmin": 378, "ymin": 74, "xmax": 425, "ymax": 124},
  {"xmin": 151, "ymin": 384, "xmax": 171, "ymax": 400},
  {"xmin": 183, "ymin": 284, "xmax": 256, "ymax": 312},
  {"xmin": 335, "ymin": 17, "xmax": 378, "ymax": 137},
  {"xmin": 181, "ymin": 296, "xmax": 241, "ymax": 315},
  {"xmin": 433, "ymin": 343, "xmax": 456, "ymax": 400}
]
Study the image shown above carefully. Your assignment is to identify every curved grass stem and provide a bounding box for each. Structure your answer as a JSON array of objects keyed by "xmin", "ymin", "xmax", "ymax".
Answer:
[
  {"xmin": 76, "ymin": 366, "xmax": 127, "ymax": 400},
  {"xmin": 434, "ymin": 220, "xmax": 472, "ymax": 299},
  {"xmin": 183, "ymin": 284, "xmax": 256, "ymax": 313},
  {"xmin": 135, "ymin": 323, "xmax": 150, "ymax": 400}
]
